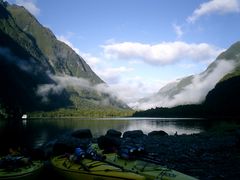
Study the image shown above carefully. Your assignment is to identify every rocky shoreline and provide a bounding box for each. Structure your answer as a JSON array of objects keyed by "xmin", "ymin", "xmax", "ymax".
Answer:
[{"xmin": 42, "ymin": 127, "xmax": 240, "ymax": 180}]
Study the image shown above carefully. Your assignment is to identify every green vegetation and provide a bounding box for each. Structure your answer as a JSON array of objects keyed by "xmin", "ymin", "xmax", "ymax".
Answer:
[
  {"xmin": 133, "ymin": 105, "xmax": 205, "ymax": 118},
  {"xmin": 29, "ymin": 108, "xmax": 135, "ymax": 118}
]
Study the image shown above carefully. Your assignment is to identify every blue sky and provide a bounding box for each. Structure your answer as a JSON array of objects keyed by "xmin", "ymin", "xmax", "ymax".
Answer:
[{"xmin": 6, "ymin": 0, "xmax": 240, "ymax": 106}]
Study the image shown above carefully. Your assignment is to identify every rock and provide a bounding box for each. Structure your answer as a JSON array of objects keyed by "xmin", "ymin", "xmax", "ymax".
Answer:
[
  {"xmin": 71, "ymin": 129, "xmax": 93, "ymax": 139},
  {"xmin": 97, "ymin": 135, "xmax": 121, "ymax": 153},
  {"xmin": 106, "ymin": 129, "xmax": 122, "ymax": 138},
  {"xmin": 148, "ymin": 130, "xmax": 168, "ymax": 137},
  {"xmin": 52, "ymin": 142, "xmax": 73, "ymax": 155},
  {"xmin": 123, "ymin": 130, "xmax": 145, "ymax": 138}
]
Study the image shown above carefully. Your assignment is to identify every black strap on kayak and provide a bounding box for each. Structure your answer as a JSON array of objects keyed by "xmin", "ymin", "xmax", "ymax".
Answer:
[{"xmin": 81, "ymin": 160, "xmax": 129, "ymax": 173}]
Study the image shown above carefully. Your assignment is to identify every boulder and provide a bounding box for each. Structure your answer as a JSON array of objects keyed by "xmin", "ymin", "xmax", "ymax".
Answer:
[
  {"xmin": 71, "ymin": 129, "xmax": 93, "ymax": 139},
  {"xmin": 148, "ymin": 130, "xmax": 168, "ymax": 137},
  {"xmin": 97, "ymin": 135, "xmax": 121, "ymax": 153},
  {"xmin": 106, "ymin": 129, "xmax": 122, "ymax": 138},
  {"xmin": 123, "ymin": 130, "xmax": 145, "ymax": 138}
]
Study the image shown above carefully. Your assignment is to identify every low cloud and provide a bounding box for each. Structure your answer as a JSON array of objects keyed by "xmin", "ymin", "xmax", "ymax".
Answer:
[
  {"xmin": 36, "ymin": 74, "xmax": 124, "ymax": 105},
  {"xmin": 187, "ymin": 0, "xmax": 240, "ymax": 23},
  {"xmin": 99, "ymin": 77, "xmax": 169, "ymax": 107},
  {"xmin": 36, "ymin": 73, "xmax": 164, "ymax": 108},
  {"xmin": 102, "ymin": 41, "xmax": 223, "ymax": 66},
  {"xmin": 15, "ymin": 0, "xmax": 40, "ymax": 16},
  {"xmin": 36, "ymin": 75, "xmax": 94, "ymax": 101},
  {"xmin": 0, "ymin": 47, "xmax": 33, "ymax": 73},
  {"xmin": 135, "ymin": 59, "xmax": 237, "ymax": 110}
]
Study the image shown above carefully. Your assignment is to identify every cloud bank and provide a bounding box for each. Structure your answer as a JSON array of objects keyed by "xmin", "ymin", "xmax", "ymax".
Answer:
[
  {"xmin": 135, "ymin": 59, "xmax": 236, "ymax": 110},
  {"xmin": 187, "ymin": 0, "xmax": 240, "ymax": 23},
  {"xmin": 36, "ymin": 74, "xmax": 125, "ymax": 105},
  {"xmin": 102, "ymin": 41, "xmax": 224, "ymax": 65}
]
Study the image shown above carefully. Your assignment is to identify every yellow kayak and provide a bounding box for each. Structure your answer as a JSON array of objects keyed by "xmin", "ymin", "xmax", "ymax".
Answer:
[
  {"xmin": 0, "ymin": 159, "xmax": 43, "ymax": 180},
  {"xmin": 51, "ymin": 155, "xmax": 145, "ymax": 180},
  {"xmin": 103, "ymin": 153, "xmax": 198, "ymax": 180}
]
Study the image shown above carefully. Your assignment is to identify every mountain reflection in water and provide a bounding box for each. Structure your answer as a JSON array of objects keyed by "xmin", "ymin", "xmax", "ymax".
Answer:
[{"xmin": 0, "ymin": 117, "xmax": 213, "ymax": 153}]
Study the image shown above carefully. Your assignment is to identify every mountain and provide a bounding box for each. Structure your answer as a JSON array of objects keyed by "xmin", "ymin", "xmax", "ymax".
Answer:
[
  {"xmin": 136, "ymin": 41, "xmax": 240, "ymax": 110},
  {"xmin": 133, "ymin": 74, "xmax": 240, "ymax": 118},
  {"xmin": 204, "ymin": 75, "xmax": 240, "ymax": 117},
  {"xmin": 0, "ymin": 0, "xmax": 128, "ymax": 117}
]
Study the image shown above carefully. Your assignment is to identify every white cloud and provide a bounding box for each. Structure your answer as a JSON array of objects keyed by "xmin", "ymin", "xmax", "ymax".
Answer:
[
  {"xmin": 172, "ymin": 23, "xmax": 183, "ymax": 38},
  {"xmin": 98, "ymin": 66, "xmax": 134, "ymax": 84},
  {"xmin": 97, "ymin": 77, "xmax": 167, "ymax": 107},
  {"xmin": 37, "ymin": 73, "xmax": 167, "ymax": 108},
  {"xmin": 187, "ymin": 0, "xmax": 240, "ymax": 23},
  {"xmin": 15, "ymin": 0, "xmax": 40, "ymax": 16},
  {"xmin": 102, "ymin": 41, "xmax": 224, "ymax": 65},
  {"xmin": 135, "ymin": 59, "xmax": 236, "ymax": 110},
  {"xmin": 36, "ymin": 75, "xmax": 101, "ymax": 102},
  {"xmin": 80, "ymin": 52, "xmax": 101, "ymax": 67},
  {"xmin": 36, "ymin": 74, "xmax": 129, "ymax": 106}
]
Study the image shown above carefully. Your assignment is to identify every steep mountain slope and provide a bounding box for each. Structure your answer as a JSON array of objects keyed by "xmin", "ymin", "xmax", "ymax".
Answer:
[
  {"xmin": 204, "ymin": 75, "xmax": 240, "ymax": 117},
  {"xmin": 217, "ymin": 42, "xmax": 240, "ymax": 81},
  {"xmin": 0, "ymin": 0, "xmax": 128, "ymax": 117},
  {"xmin": 136, "ymin": 41, "xmax": 240, "ymax": 109}
]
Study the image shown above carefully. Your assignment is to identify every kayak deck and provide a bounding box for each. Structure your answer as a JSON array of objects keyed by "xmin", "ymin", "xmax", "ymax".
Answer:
[
  {"xmin": 51, "ymin": 155, "xmax": 145, "ymax": 180},
  {"xmin": 0, "ymin": 160, "xmax": 43, "ymax": 180},
  {"xmin": 104, "ymin": 153, "xmax": 198, "ymax": 180}
]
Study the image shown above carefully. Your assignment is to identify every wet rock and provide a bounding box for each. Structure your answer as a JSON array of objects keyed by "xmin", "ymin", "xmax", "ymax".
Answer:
[
  {"xmin": 123, "ymin": 130, "xmax": 145, "ymax": 138},
  {"xmin": 52, "ymin": 142, "xmax": 73, "ymax": 155},
  {"xmin": 42, "ymin": 127, "xmax": 240, "ymax": 180},
  {"xmin": 148, "ymin": 130, "xmax": 168, "ymax": 137},
  {"xmin": 106, "ymin": 129, "xmax": 122, "ymax": 138},
  {"xmin": 97, "ymin": 135, "xmax": 121, "ymax": 153},
  {"xmin": 71, "ymin": 129, "xmax": 93, "ymax": 139}
]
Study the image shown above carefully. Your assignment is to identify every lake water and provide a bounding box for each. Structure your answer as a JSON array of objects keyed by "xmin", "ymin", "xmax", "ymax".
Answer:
[{"xmin": 0, "ymin": 117, "xmax": 220, "ymax": 153}]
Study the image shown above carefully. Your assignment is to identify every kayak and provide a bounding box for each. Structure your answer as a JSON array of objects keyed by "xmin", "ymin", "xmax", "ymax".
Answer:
[
  {"xmin": 51, "ymin": 155, "xmax": 145, "ymax": 180},
  {"xmin": 103, "ymin": 153, "xmax": 198, "ymax": 180},
  {"xmin": 0, "ymin": 159, "xmax": 43, "ymax": 180},
  {"xmin": 91, "ymin": 144, "xmax": 198, "ymax": 180}
]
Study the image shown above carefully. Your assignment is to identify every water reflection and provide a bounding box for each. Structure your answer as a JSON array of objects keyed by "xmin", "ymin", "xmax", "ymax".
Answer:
[{"xmin": 0, "ymin": 117, "xmax": 208, "ymax": 153}]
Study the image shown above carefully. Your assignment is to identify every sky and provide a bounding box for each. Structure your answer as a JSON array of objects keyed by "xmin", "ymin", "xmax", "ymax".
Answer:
[{"xmin": 5, "ymin": 0, "xmax": 240, "ymax": 107}]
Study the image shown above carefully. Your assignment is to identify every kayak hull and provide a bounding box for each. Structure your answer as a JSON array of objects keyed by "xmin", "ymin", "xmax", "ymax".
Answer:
[
  {"xmin": 104, "ymin": 153, "xmax": 198, "ymax": 180},
  {"xmin": 51, "ymin": 155, "xmax": 145, "ymax": 180},
  {"xmin": 0, "ymin": 161, "xmax": 43, "ymax": 180}
]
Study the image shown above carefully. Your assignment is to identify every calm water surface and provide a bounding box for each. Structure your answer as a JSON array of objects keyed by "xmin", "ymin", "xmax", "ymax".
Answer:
[{"xmin": 0, "ymin": 117, "xmax": 220, "ymax": 153}]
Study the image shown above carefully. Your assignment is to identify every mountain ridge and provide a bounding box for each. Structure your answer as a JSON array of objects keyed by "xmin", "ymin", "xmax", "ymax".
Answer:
[
  {"xmin": 136, "ymin": 41, "xmax": 240, "ymax": 110},
  {"xmin": 0, "ymin": 0, "xmax": 129, "ymax": 118}
]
